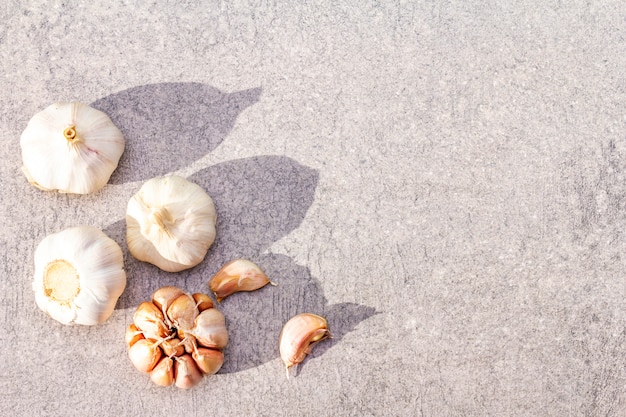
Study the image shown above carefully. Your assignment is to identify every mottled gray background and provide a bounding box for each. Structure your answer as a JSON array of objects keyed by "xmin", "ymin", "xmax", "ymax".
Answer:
[{"xmin": 1, "ymin": 1, "xmax": 625, "ymax": 416}]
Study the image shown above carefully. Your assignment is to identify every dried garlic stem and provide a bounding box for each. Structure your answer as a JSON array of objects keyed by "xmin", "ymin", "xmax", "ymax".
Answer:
[
  {"xmin": 149, "ymin": 207, "xmax": 174, "ymax": 236},
  {"xmin": 63, "ymin": 125, "xmax": 78, "ymax": 143}
]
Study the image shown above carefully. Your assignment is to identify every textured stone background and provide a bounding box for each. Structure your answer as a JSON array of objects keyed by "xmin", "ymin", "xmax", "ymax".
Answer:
[{"xmin": 1, "ymin": 1, "xmax": 625, "ymax": 416}]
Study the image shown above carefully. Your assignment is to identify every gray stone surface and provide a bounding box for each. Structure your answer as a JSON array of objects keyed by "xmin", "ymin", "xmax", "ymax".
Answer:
[{"xmin": 1, "ymin": 1, "xmax": 625, "ymax": 415}]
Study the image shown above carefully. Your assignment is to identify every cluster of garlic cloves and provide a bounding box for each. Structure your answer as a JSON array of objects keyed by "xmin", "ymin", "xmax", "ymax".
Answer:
[
  {"xmin": 127, "ymin": 286, "xmax": 228, "ymax": 389},
  {"xmin": 126, "ymin": 175, "xmax": 217, "ymax": 272},
  {"xmin": 20, "ymin": 102, "xmax": 125, "ymax": 194}
]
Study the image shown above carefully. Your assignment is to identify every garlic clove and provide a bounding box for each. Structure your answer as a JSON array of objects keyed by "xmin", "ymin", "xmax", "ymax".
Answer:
[
  {"xmin": 128, "ymin": 339, "xmax": 163, "ymax": 373},
  {"xmin": 125, "ymin": 323, "xmax": 144, "ymax": 348},
  {"xmin": 126, "ymin": 175, "xmax": 217, "ymax": 272},
  {"xmin": 279, "ymin": 313, "xmax": 331, "ymax": 373},
  {"xmin": 166, "ymin": 293, "xmax": 199, "ymax": 331},
  {"xmin": 190, "ymin": 308, "xmax": 228, "ymax": 349},
  {"xmin": 208, "ymin": 259, "xmax": 276, "ymax": 302},
  {"xmin": 160, "ymin": 338, "xmax": 185, "ymax": 358},
  {"xmin": 20, "ymin": 102, "xmax": 125, "ymax": 194},
  {"xmin": 32, "ymin": 226, "xmax": 126, "ymax": 325},
  {"xmin": 181, "ymin": 334, "xmax": 197, "ymax": 354},
  {"xmin": 174, "ymin": 354, "xmax": 203, "ymax": 389},
  {"xmin": 152, "ymin": 286, "xmax": 185, "ymax": 316},
  {"xmin": 150, "ymin": 357, "xmax": 174, "ymax": 387},
  {"xmin": 192, "ymin": 347, "xmax": 224, "ymax": 375},
  {"xmin": 192, "ymin": 293, "xmax": 214, "ymax": 311},
  {"xmin": 133, "ymin": 301, "xmax": 169, "ymax": 340}
]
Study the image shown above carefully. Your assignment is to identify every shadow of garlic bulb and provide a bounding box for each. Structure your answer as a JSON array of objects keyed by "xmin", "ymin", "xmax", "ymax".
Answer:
[{"xmin": 127, "ymin": 286, "xmax": 228, "ymax": 389}]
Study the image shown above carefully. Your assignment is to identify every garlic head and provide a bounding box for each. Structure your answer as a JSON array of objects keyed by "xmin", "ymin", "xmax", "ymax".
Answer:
[
  {"xmin": 20, "ymin": 102, "xmax": 125, "ymax": 194},
  {"xmin": 126, "ymin": 175, "xmax": 217, "ymax": 272},
  {"xmin": 128, "ymin": 286, "xmax": 228, "ymax": 388},
  {"xmin": 32, "ymin": 226, "xmax": 127, "ymax": 325}
]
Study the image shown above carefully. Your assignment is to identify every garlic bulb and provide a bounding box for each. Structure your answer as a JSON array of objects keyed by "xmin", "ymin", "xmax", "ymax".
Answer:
[
  {"xmin": 209, "ymin": 259, "xmax": 276, "ymax": 302},
  {"xmin": 126, "ymin": 175, "xmax": 217, "ymax": 272},
  {"xmin": 127, "ymin": 286, "xmax": 228, "ymax": 389},
  {"xmin": 20, "ymin": 102, "xmax": 125, "ymax": 194},
  {"xmin": 32, "ymin": 226, "xmax": 127, "ymax": 325},
  {"xmin": 279, "ymin": 313, "xmax": 331, "ymax": 377}
]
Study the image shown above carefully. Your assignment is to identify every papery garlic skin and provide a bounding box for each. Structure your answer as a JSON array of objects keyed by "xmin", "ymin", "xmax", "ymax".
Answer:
[
  {"xmin": 125, "ymin": 324, "xmax": 144, "ymax": 347},
  {"xmin": 128, "ymin": 339, "xmax": 163, "ymax": 373},
  {"xmin": 151, "ymin": 357, "xmax": 174, "ymax": 387},
  {"xmin": 126, "ymin": 175, "xmax": 217, "ymax": 272},
  {"xmin": 209, "ymin": 259, "xmax": 276, "ymax": 302},
  {"xmin": 32, "ymin": 226, "xmax": 127, "ymax": 325},
  {"xmin": 175, "ymin": 354, "xmax": 203, "ymax": 389},
  {"xmin": 279, "ymin": 313, "xmax": 331, "ymax": 374},
  {"xmin": 193, "ymin": 347, "xmax": 224, "ymax": 375},
  {"xmin": 20, "ymin": 102, "xmax": 125, "ymax": 194},
  {"xmin": 190, "ymin": 308, "xmax": 229, "ymax": 349},
  {"xmin": 192, "ymin": 293, "xmax": 214, "ymax": 311}
]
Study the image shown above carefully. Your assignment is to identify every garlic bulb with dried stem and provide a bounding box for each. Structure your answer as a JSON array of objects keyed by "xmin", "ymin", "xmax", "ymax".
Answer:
[
  {"xmin": 126, "ymin": 175, "xmax": 217, "ymax": 272},
  {"xmin": 279, "ymin": 313, "xmax": 331, "ymax": 377},
  {"xmin": 209, "ymin": 259, "xmax": 276, "ymax": 302},
  {"xmin": 127, "ymin": 286, "xmax": 228, "ymax": 388},
  {"xmin": 20, "ymin": 102, "xmax": 125, "ymax": 194},
  {"xmin": 32, "ymin": 226, "xmax": 127, "ymax": 325}
]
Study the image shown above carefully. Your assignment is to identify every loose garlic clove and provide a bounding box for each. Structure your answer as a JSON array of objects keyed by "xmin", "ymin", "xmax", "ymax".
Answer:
[
  {"xmin": 20, "ymin": 102, "xmax": 125, "ymax": 194},
  {"xmin": 279, "ymin": 313, "xmax": 332, "ymax": 374},
  {"xmin": 150, "ymin": 357, "xmax": 174, "ymax": 387},
  {"xmin": 174, "ymin": 354, "xmax": 203, "ymax": 389},
  {"xmin": 133, "ymin": 301, "xmax": 169, "ymax": 340},
  {"xmin": 126, "ymin": 175, "xmax": 217, "ymax": 272},
  {"xmin": 128, "ymin": 339, "xmax": 163, "ymax": 373},
  {"xmin": 192, "ymin": 293, "xmax": 214, "ymax": 311},
  {"xmin": 32, "ymin": 226, "xmax": 126, "ymax": 325},
  {"xmin": 152, "ymin": 286, "xmax": 185, "ymax": 316},
  {"xmin": 167, "ymin": 294, "xmax": 199, "ymax": 331},
  {"xmin": 191, "ymin": 308, "xmax": 229, "ymax": 349},
  {"xmin": 192, "ymin": 347, "xmax": 224, "ymax": 375},
  {"xmin": 209, "ymin": 259, "xmax": 276, "ymax": 302},
  {"xmin": 125, "ymin": 324, "xmax": 144, "ymax": 348}
]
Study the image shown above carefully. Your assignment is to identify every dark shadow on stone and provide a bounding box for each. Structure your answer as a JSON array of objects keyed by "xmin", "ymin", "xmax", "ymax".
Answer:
[
  {"xmin": 90, "ymin": 83, "xmax": 262, "ymax": 184},
  {"xmin": 190, "ymin": 155, "xmax": 320, "ymax": 261},
  {"xmin": 293, "ymin": 302, "xmax": 380, "ymax": 376}
]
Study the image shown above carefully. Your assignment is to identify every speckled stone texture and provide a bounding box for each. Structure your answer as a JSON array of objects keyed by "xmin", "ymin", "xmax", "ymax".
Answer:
[{"xmin": 1, "ymin": 1, "xmax": 625, "ymax": 416}]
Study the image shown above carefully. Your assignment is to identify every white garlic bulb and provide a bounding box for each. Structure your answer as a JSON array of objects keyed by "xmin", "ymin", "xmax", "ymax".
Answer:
[
  {"xmin": 126, "ymin": 175, "xmax": 217, "ymax": 272},
  {"xmin": 20, "ymin": 102, "xmax": 125, "ymax": 194},
  {"xmin": 32, "ymin": 226, "xmax": 127, "ymax": 325}
]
